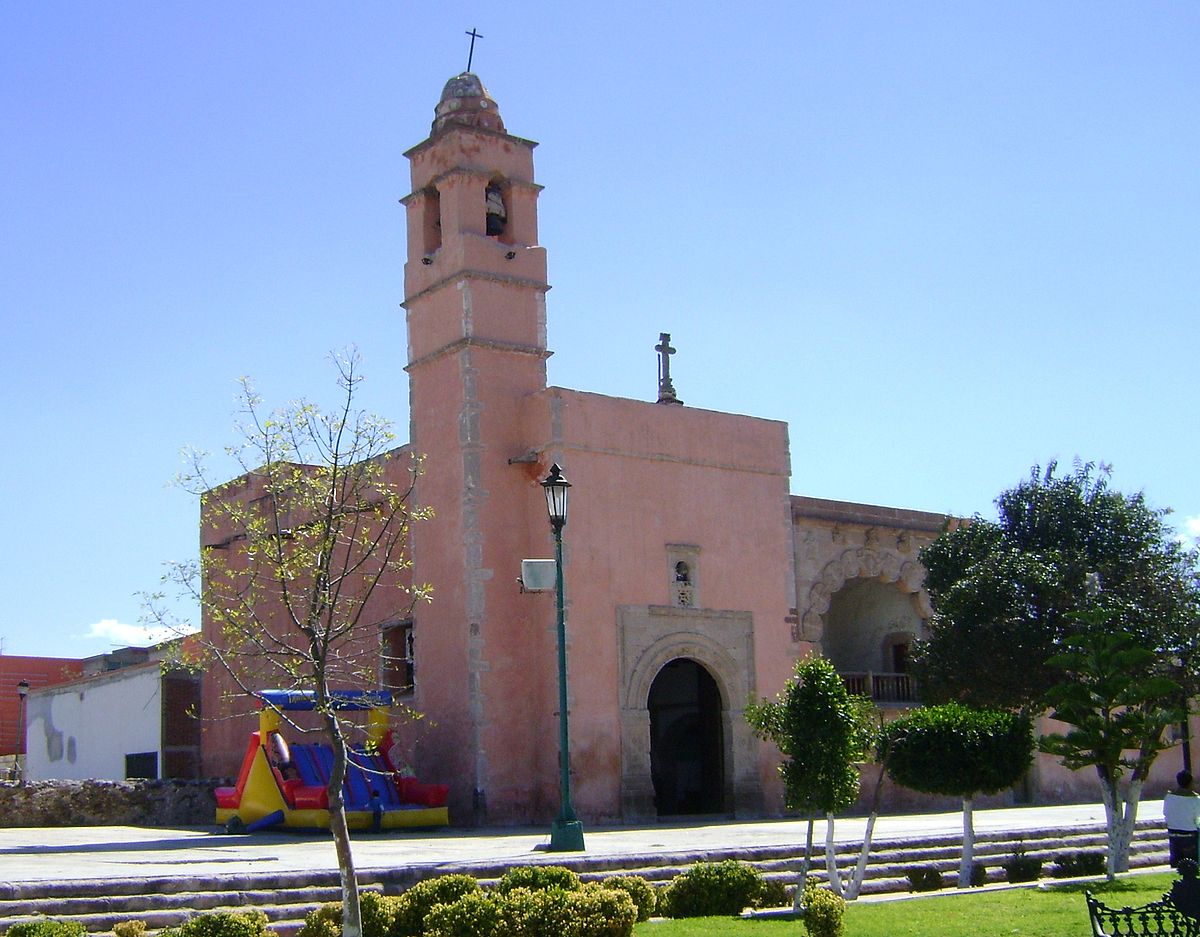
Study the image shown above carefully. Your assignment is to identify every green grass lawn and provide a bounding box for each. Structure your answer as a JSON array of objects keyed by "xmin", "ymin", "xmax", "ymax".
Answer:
[{"xmin": 636, "ymin": 873, "xmax": 1175, "ymax": 936}]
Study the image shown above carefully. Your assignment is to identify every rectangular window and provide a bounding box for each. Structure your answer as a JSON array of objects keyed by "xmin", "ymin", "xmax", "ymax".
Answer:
[
  {"xmin": 382, "ymin": 621, "xmax": 415, "ymax": 696},
  {"xmin": 125, "ymin": 751, "xmax": 158, "ymax": 779}
]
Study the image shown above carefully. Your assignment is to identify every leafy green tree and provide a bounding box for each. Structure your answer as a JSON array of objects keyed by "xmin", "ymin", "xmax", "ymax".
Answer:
[
  {"xmin": 1041, "ymin": 610, "xmax": 1185, "ymax": 879},
  {"xmin": 747, "ymin": 656, "xmax": 876, "ymax": 906},
  {"xmin": 883, "ymin": 703, "xmax": 1034, "ymax": 887},
  {"xmin": 148, "ymin": 352, "xmax": 430, "ymax": 937},
  {"xmin": 914, "ymin": 462, "xmax": 1199, "ymax": 712}
]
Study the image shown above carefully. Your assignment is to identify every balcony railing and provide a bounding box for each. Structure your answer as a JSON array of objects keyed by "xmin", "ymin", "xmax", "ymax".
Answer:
[{"xmin": 840, "ymin": 671, "xmax": 919, "ymax": 704}]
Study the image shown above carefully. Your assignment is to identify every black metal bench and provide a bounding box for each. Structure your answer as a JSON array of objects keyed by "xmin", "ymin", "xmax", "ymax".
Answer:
[{"xmin": 1086, "ymin": 892, "xmax": 1199, "ymax": 937}]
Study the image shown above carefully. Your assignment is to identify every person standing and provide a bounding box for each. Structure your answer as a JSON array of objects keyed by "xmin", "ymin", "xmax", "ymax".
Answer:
[{"xmin": 1165, "ymin": 771, "xmax": 1200, "ymax": 867}]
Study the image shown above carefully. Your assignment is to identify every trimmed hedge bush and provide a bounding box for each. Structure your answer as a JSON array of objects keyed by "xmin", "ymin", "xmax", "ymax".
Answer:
[
  {"xmin": 598, "ymin": 876, "xmax": 656, "ymax": 922},
  {"xmin": 801, "ymin": 884, "xmax": 846, "ymax": 937},
  {"xmin": 758, "ymin": 877, "xmax": 789, "ymax": 908},
  {"xmin": 422, "ymin": 892, "xmax": 502, "ymax": 937},
  {"xmin": 4, "ymin": 923, "xmax": 87, "ymax": 937},
  {"xmin": 300, "ymin": 892, "xmax": 395, "ymax": 937},
  {"xmin": 160, "ymin": 911, "xmax": 269, "ymax": 937},
  {"xmin": 423, "ymin": 885, "xmax": 635, "ymax": 937},
  {"xmin": 392, "ymin": 874, "xmax": 481, "ymax": 937},
  {"xmin": 1050, "ymin": 850, "xmax": 1106, "ymax": 878},
  {"xmin": 112, "ymin": 923, "xmax": 147, "ymax": 937},
  {"xmin": 660, "ymin": 860, "xmax": 764, "ymax": 917},
  {"xmin": 1003, "ymin": 853, "xmax": 1042, "ymax": 883},
  {"xmin": 495, "ymin": 865, "xmax": 582, "ymax": 894},
  {"xmin": 567, "ymin": 885, "xmax": 638, "ymax": 937},
  {"xmin": 906, "ymin": 866, "xmax": 943, "ymax": 892}
]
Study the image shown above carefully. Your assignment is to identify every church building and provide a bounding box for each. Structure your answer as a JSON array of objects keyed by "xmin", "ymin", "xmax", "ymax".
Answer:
[{"xmin": 200, "ymin": 72, "xmax": 947, "ymax": 825}]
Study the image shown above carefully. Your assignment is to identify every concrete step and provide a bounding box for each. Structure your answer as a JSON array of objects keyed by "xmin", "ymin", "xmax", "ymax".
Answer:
[{"xmin": 0, "ymin": 820, "xmax": 1169, "ymax": 934}]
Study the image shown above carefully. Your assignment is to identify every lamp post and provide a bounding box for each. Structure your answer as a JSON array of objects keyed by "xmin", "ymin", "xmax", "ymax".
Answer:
[
  {"xmin": 16, "ymin": 680, "xmax": 29, "ymax": 783},
  {"xmin": 541, "ymin": 463, "xmax": 585, "ymax": 851}
]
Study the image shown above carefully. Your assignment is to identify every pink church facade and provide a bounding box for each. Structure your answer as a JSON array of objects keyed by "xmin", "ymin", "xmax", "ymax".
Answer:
[
  {"xmin": 199, "ymin": 72, "xmax": 1187, "ymax": 825},
  {"xmin": 396, "ymin": 74, "xmax": 798, "ymax": 824}
]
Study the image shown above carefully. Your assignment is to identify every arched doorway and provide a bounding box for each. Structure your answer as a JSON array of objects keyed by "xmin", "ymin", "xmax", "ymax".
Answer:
[{"xmin": 648, "ymin": 658, "xmax": 725, "ymax": 816}]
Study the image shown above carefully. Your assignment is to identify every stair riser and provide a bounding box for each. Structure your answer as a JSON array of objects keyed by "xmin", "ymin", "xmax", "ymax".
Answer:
[{"xmin": 0, "ymin": 825, "xmax": 1168, "ymax": 934}]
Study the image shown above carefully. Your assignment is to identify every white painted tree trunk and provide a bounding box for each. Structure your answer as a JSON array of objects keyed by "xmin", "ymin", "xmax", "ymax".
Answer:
[
  {"xmin": 825, "ymin": 813, "xmax": 843, "ymax": 897},
  {"xmin": 959, "ymin": 797, "xmax": 975, "ymax": 888},
  {"xmin": 1096, "ymin": 774, "xmax": 1142, "ymax": 879},
  {"xmin": 1119, "ymin": 780, "xmax": 1144, "ymax": 873},
  {"xmin": 794, "ymin": 817, "xmax": 815, "ymax": 912},
  {"xmin": 824, "ymin": 809, "xmax": 880, "ymax": 900},
  {"xmin": 844, "ymin": 810, "xmax": 879, "ymax": 900}
]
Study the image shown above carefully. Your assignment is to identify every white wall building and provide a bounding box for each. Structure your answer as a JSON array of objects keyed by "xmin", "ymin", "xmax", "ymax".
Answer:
[{"xmin": 24, "ymin": 645, "xmax": 200, "ymax": 782}]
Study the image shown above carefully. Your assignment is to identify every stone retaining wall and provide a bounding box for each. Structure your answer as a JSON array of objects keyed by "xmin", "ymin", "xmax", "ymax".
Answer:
[{"xmin": 0, "ymin": 779, "xmax": 218, "ymax": 827}]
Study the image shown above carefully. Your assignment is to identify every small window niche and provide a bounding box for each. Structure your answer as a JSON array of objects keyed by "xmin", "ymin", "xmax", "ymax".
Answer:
[
  {"xmin": 422, "ymin": 187, "xmax": 442, "ymax": 255},
  {"xmin": 382, "ymin": 620, "xmax": 415, "ymax": 696},
  {"xmin": 485, "ymin": 178, "xmax": 509, "ymax": 240},
  {"xmin": 667, "ymin": 544, "xmax": 700, "ymax": 608},
  {"xmin": 882, "ymin": 631, "xmax": 914, "ymax": 674}
]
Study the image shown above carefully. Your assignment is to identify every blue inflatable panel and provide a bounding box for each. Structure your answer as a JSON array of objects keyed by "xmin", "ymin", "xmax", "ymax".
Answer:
[{"xmin": 258, "ymin": 690, "xmax": 394, "ymax": 711}]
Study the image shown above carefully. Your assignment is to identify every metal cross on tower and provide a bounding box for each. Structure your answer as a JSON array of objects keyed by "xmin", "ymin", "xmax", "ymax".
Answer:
[
  {"xmin": 656, "ymin": 332, "xmax": 683, "ymax": 405},
  {"xmin": 465, "ymin": 28, "xmax": 484, "ymax": 72}
]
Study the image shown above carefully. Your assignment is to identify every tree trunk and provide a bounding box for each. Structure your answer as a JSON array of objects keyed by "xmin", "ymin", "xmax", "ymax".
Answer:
[
  {"xmin": 1114, "ymin": 778, "xmax": 1143, "ymax": 874},
  {"xmin": 794, "ymin": 817, "xmax": 815, "ymax": 912},
  {"xmin": 843, "ymin": 753, "xmax": 888, "ymax": 900},
  {"xmin": 844, "ymin": 810, "xmax": 879, "ymax": 899},
  {"xmin": 825, "ymin": 813, "xmax": 842, "ymax": 897},
  {"xmin": 1098, "ymin": 772, "xmax": 1121, "ymax": 880},
  {"xmin": 959, "ymin": 796, "xmax": 975, "ymax": 888},
  {"xmin": 325, "ymin": 712, "xmax": 362, "ymax": 937}
]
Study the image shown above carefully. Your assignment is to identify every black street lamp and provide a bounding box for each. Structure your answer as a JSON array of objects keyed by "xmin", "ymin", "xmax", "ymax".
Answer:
[
  {"xmin": 16, "ymin": 680, "xmax": 29, "ymax": 782},
  {"xmin": 541, "ymin": 463, "xmax": 584, "ymax": 851}
]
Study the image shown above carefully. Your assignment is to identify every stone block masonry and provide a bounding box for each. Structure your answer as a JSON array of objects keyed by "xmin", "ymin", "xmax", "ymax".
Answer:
[{"xmin": 0, "ymin": 778, "xmax": 218, "ymax": 827}]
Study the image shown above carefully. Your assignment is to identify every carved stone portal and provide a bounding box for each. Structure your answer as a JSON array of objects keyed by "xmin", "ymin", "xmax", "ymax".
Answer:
[{"xmin": 617, "ymin": 605, "xmax": 763, "ymax": 821}]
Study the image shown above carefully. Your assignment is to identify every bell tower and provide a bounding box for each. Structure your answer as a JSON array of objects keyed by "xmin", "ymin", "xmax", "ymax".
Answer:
[{"xmin": 401, "ymin": 73, "xmax": 553, "ymax": 823}]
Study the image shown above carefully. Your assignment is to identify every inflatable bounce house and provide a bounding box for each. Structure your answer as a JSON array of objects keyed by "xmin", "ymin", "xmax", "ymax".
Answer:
[{"xmin": 215, "ymin": 690, "xmax": 449, "ymax": 832}]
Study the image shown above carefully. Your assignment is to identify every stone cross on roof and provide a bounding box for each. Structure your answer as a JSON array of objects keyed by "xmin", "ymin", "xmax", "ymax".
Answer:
[{"xmin": 656, "ymin": 333, "xmax": 683, "ymax": 406}]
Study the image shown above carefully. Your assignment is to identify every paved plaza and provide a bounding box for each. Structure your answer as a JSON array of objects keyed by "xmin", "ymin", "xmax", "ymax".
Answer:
[{"xmin": 0, "ymin": 802, "xmax": 1121, "ymax": 886}]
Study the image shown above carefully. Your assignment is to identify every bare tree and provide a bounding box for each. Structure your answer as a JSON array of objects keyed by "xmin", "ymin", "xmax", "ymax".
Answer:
[{"xmin": 148, "ymin": 351, "xmax": 429, "ymax": 937}]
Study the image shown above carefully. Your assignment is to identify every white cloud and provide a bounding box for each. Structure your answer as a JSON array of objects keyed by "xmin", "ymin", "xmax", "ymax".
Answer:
[
  {"xmin": 1177, "ymin": 516, "xmax": 1200, "ymax": 545},
  {"xmin": 84, "ymin": 618, "xmax": 177, "ymax": 648}
]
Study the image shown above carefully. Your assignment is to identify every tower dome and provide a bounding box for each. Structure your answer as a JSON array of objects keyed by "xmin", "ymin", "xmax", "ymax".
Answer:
[{"xmin": 431, "ymin": 72, "xmax": 506, "ymax": 135}]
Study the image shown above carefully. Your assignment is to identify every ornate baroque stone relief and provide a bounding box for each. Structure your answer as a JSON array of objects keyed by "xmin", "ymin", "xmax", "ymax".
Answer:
[{"xmin": 795, "ymin": 545, "xmax": 932, "ymax": 644}]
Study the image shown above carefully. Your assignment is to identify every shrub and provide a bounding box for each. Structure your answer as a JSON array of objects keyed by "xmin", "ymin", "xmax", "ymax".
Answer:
[
  {"xmin": 801, "ymin": 884, "xmax": 845, "ymax": 937},
  {"xmin": 1050, "ymin": 850, "xmax": 1106, "ymax": 878},
  {"xmin": 495, "ymin": 887, "xmax": 575, "ymax": 936},
  {"xmin": 906, "ymin": 866, "xmax": 943, "ymax": 892},
  {"xmin": 422, "ymin": 892, "xmax": 502, "ymax": 937},
  {"xmin": 113, "ymin": 923, "xmax": 147, "ymax": 937},
  {"xmin": 1003, "ymin": 845, "xmax": 1043, "ymax": 883},
  {"xmin": 159, "ymin": 911, "xmax": 269, "ymax": 937},
  {"xmin": 301, "ymin": 891, "xmax": 395, "ymax": 937},
  {"xmin": 391, "ymin": 874, "xmax": 481, "ymax": 937},
  {"xmin": 598, "ymin": 876, "xmax": 655, "ymax": 922},
  {"xmin": 660, "ymin": 860, "xmax": 764, "ymax": 917},
  {"xmin": 495, "ymin": 865, "xmax": 581, "ymax": 894},
  {"xmin": 5, "ymin": 923, "xmax": 87, "ymax": 937},
  {"xmin": 571, "ymin": 885, "xmax": 637, "ymax": 937},
  {"xmin": 296, "ymin": 909, "xmax": 339, "ymax": 937},
  {"xmin": 968, "ymin": 861, "xmax": 988, "ymax": 887},
  {"xmin": 757, "ymin": 876, "xmax": 790, "ymax": 908}
]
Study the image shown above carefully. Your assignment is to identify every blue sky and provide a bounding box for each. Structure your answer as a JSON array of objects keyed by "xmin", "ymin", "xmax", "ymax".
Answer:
[{"xmin": 2, "ymin": 2, "xmax": 1197, "ymax": 658}]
